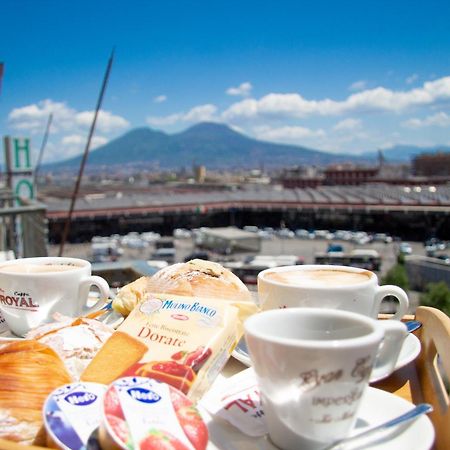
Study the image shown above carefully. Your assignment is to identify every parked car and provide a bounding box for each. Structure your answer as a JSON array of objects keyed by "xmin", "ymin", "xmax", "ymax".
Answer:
[
  {"xmin": 399, "ymin": 242, "xmax": 412, "ymax": 255},
  {"xmin": 150, "ymin": 248, "xmax": 176, "ymax": 263},
  {"xmin": 184, "ymin": 251, "xmax": 210, "ymax": 262}
]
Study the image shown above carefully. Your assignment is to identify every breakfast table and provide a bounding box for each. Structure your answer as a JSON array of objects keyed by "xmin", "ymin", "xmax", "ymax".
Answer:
[{"xmin": 0, "ymin": 306, "xmax": 448, "ymax": 450}]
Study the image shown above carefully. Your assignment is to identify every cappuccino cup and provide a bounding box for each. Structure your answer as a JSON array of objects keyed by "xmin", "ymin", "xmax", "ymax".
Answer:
[
  {"xmin": 258, "ymin": 264, "xmax": 409, "ymax": 320},
  {"xmin": 0, "ymin": 257, "xmax": 110, "ymax": 336},
  {"xmin": 244, "ymin": 308, "xmax": 408, "ymax": 450}
]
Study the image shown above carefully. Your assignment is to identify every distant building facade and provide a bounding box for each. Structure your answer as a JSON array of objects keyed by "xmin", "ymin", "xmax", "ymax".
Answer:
[
  {"xmin": 413, "ymin": 152, "xmax": 450, "ymax": 177},
  {"xmin": 323, "ymin": 165, "xmax": 379, "ymax": 186}
]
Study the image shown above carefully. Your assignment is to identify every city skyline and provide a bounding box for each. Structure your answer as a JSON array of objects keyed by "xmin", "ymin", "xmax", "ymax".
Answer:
[{"xmin": 1, "ymin": 0, "xmax": 450, "ymax": 163}]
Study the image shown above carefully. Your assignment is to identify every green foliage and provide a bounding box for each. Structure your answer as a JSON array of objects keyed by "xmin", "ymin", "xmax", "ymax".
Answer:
[
  {"xmin": 420, "ymin": 282, "xmax": 450, "ymax": 316},
  {"xmin": 382, "ymin": 264, "xmax": 409, "ymax": 291},
  {"xmin": 397, "ymin": 253, "xmax": 406, "ymax": 265}
]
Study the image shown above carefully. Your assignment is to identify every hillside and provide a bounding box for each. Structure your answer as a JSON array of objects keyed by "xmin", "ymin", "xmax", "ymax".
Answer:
[{"xmin": 45, "ymin": 122, "xmax": 367, "ymax": 171}]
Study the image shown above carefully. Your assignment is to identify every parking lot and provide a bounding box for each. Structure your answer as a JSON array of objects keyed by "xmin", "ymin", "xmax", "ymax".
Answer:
[{"xmin": 50, "ymin": 231, "xmax": 428, "ymax": 313}]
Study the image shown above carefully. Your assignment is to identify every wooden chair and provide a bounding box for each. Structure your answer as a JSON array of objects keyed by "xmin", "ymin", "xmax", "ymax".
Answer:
[{"xmin": 415, "ymin": 306, "xmax": 450, "ymax": 450}]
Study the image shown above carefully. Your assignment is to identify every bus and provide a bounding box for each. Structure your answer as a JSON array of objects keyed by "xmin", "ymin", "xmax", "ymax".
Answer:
[{"xmin": 315, "ymin": 249, "xmax": 381, "ymax": 271}]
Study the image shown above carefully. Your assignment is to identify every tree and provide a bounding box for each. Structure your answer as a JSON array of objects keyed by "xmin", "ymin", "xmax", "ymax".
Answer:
[
  {"xmin": 382, "ymin": 264, "xmax": 409, "ymax": 291},
  {"xmin": 420, "ymin": 282, "xmax": 450, "ymax": 316}
]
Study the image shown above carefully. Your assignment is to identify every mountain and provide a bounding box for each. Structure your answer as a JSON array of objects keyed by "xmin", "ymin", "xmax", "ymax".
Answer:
[
  {"xmin": 44, "ymin": 122, "xmax": 367, "ymax": 172},
  {"xmin": 369, "ymin": 144, "xmax": 450, "ymax": 162}
]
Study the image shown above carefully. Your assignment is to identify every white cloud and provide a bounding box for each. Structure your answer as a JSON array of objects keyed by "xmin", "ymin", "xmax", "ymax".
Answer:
[
  {"xmin": 402, "ymin": 111, "xmax": 450, "ymax": 128},
  {"xmin": 349, "ymin": 80, "xmax": 368, "ymax": 92},
  {"xmin": 253, "ymin": 125, "xmax": 326, "ymax": 143},
  {"xmin": 406, "ymin": 73, "xmax": 419, "ymax": 84},
  {"xmin": 8, "ymin": 99, "xmax": 129, "ymax": 134},
  {"xmin": 226, "ymin": 82, "xmax": 253, "ymax": 97},
  {"xmin": 8, "ymin": 99, "xmax": 75, "ymax": 133},
  {"xmin": 7, "ymin": 99, "xmax": 128, "ymax": 162},
  {"xmin": 62, "ymin": 134, "xmax": 108, "ymax": 148},
  {"xmin": 154, "ymin": 95, "xmax": 167, "ymax": 103},
  {"xmin": 222, "ymin": 76, "xmax": 450, "ymax": 121},
  {"xmin": 146, "ymin": 104, "xmax": 218, "ymax": 127},
  {"xmin": 75, "ymin": 110, "xmax": 129, "ymax": 133},
  {"xmin": 333, "ymin": 118, "xmax": 362, "ymax": 131}
]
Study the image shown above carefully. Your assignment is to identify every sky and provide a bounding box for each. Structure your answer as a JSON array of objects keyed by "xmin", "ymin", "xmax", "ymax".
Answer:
[{"xmin": 1, "ymin": 0, "xmax": 450, "ymax": 163}]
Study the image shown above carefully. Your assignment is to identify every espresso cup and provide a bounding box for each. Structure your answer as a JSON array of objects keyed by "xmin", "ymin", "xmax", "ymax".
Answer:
[
  {"xmin": 244, "ymin": 308, "xmax": 407, "ymax": 450},
  {"xmin": 0, "ymin": 257, "xmax": 110, "ymax": 336},
  {"xmin": 258, "ymin": 264, "xmax": 409, "ymax": 320}
]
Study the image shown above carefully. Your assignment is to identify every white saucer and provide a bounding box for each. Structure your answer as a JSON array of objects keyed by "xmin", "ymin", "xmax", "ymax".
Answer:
[
  {"xmin": 232, "ymin": 333, "xmax": 421, "ymax": 383},
  {"xmin": 202, "ymin": 386, "xmax": 434, "ymax": 450}
]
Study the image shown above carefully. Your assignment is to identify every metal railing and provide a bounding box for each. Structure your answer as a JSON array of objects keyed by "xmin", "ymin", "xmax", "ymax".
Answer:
[{"xmin": 0, "ymin": 189, "xmax": 48, "ymax": 259}]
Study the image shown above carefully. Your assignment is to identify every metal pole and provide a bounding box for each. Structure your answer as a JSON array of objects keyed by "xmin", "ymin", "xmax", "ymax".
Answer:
[
  {"xmin": 58, "ymin": 48, "xmax": 115, "ymax": 256},
  {"xmin": 34, "ymin": 113, "xmax": 53, "ymax": 184}
]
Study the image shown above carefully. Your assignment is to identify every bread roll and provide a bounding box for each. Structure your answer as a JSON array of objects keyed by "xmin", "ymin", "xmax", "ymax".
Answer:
[{"xmin": 113, "ymin": 259, "xmax": 252, "ymax": 316}]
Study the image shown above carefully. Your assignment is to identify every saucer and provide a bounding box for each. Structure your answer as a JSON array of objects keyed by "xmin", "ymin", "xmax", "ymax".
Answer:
[
  {"xmin": 202, "ymin": 386, "xmax": 434, "ymax": 450},
  {"xmin": 232, "ymin": 333, "xmax": 421, "ymax": 383}
]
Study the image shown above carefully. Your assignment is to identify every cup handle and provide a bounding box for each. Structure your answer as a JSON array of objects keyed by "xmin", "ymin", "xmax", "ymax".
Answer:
[
  {"xmin": 374, "ymin": 285, "xmax": 409, "ymax": 320},
  {"xmin": 78, "ymin": 275, "xmax": 110, "ymax": 315},
  {"xmin": 371, "ymin": 320, "xmax": 408, "ymax": 381}
]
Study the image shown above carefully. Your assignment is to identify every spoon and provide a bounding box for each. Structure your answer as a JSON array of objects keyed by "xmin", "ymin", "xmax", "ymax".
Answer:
[
  {"xmin": 405, "ymin": 320, "xmax": 422, "ymax": 333},
  {"xmin": 323, "ymin": 403, "xmax": 433, "ymax": 450}
]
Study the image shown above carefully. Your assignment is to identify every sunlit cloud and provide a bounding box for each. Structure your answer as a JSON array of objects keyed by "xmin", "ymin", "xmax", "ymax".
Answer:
[
  {"xmin": 349, "ymin": 80, "xmax": 368, "ymax": 92},
  {"xmin": 333, "ymin": 118, "xmax": 362, "ymax": 131},
  {"xmin": 402, "ymin": 111, "xmax": 450, "ymax": 128},
  {"xmin": 154, "ymin": 95, "xmax": 167, "ymax": 103},
  {"xmin": 222, "ymin": 76, "xmax": 450, "ymax": 121},
  {"xmin": 146, "ymin": 104, "xmax": 218, "ymax": 126},
  {"xmin": 253, "ymin": 125, "xmax": 326, "ymax": 143},
  {"xmin": 7, "ymin": 99, "xmax": 128, "ymax": 162},
  {"xmin": 406, "ymin": 73, "xmax": 419, "ymax": 84},
  {"xmin": 8, "ymin": 99, "xmax": 130, "ymax": 134},
  {"xmin": 226, "ymin": 81, "xmax": 253, "ymax": 97}
]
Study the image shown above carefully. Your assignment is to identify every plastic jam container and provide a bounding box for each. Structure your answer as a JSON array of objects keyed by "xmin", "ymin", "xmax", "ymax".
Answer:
[
  {"xmin": 100, "ymin": 376, "xmax": 208, "ymax": 450},
  {"xmin": 43, "ymin": 382, "xmax": 107, "ymax": 450}
]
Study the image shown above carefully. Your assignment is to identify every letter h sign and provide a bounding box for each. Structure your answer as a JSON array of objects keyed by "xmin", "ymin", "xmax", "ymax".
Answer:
[{"xmin": 3, "ymin": 136, "xmax": 35, "ymax": 205}]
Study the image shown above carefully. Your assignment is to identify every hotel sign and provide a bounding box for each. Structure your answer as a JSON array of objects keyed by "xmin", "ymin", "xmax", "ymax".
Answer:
[{"xmin": 3, "ymin": 136, "xmax": 35, "ymax": 205}]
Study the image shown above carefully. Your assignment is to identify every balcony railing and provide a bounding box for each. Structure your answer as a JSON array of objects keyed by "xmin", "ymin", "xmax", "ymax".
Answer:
[{"xmin": 0, "ymin": 189, "xmax": 48, "ymax": 259}]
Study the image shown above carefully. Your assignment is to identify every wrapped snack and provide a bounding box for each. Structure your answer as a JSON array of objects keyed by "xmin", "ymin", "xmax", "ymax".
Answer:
[
  {"xmin": 82, "ymin": 293, "xmax": 258, "ymax": 400},
  {"xmin": 0, "ymin": 341, "xmax": 72, "ymax": 445},
  {"xmin": 112, "ymin": 259, "xmax": 252, "ymax": 316},
  {"xmin": 99, "ymin": 377, "xmax": 208, "ymax": 450},
  {"xmin": 26, "ymin": 313, "xmax": 114, "ymax": 380}
]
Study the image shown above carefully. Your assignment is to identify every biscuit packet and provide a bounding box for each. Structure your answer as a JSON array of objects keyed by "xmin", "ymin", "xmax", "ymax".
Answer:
[{"xmin": 81, "ymin": 293, "xmax": 258, "ymax": 401}]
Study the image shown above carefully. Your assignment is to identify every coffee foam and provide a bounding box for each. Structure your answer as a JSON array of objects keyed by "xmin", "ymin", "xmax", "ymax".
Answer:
[
  {"xmin": 264, "ymin": 268, "xmax": 372, "ymax": 287},
  {"xmin": 0, "ymin": 263, "xmax": 79, "ymax": 274}
]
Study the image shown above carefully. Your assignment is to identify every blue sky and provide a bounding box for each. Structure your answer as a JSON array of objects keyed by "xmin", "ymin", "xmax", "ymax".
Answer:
[{"xmin": 1, "ymin": 0, "xmax": 450, "ymax": 162}]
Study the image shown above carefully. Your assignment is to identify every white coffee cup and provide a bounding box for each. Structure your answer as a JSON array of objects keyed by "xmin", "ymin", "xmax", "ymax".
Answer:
[
  {"xmin": 0, "ymin": 257, "xmax": 110, "ymax": 336},
  {"xmin": 244, "ymin": 307, "xmax": 407, "ymax": 450},
  {"xmin": 258, "ymin": 264, "xmax": 409, "ymax": 320}
]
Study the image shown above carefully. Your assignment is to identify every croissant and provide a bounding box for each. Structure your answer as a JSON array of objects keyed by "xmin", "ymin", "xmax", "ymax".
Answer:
[
  {"xmin": 112, "ymin": 259, "xmax": 252, "ymax": 316},
  {"xmin": 0, "ymin": 340, "xmax": 72, "ymax": 445}
]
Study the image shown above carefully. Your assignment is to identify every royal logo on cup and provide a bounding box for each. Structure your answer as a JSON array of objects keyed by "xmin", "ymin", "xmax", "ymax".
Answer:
[
  {"xmin": 0, "ymin": 290, "xmax": 38, "ymax": 310},
  {"xmin": 0, "ymin": 257, "xmax": 110, "ymax": 337}
]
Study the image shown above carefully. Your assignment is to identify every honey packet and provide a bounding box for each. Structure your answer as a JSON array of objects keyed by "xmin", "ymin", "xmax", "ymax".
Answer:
[{"xmin": 81, "ymin": 293, "xmax": 258, "ymax": 400}]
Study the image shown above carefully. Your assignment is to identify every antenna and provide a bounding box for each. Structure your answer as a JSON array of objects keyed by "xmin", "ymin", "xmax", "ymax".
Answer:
[
  {"xmin": 34, "ymin": 113, "xmax": 53, "ymax": 184},
  {"xmin": 58, "ymin": 48, "xmax": 115, "ymax": 256}
]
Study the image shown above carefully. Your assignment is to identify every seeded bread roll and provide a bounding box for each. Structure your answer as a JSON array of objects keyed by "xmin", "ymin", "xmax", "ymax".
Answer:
[{"xmin": 112, "ymin": 259, "xmax": 252, "ymax": 316}]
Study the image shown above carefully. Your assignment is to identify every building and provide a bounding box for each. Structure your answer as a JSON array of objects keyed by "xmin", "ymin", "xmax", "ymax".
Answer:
[
  {"xmin": 324, "ymin": 164, "xmax": 379, "ymax": 186},
  {"xmin": 413, "ymin": 152, "xmax": 450, "ymax": 177}
]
